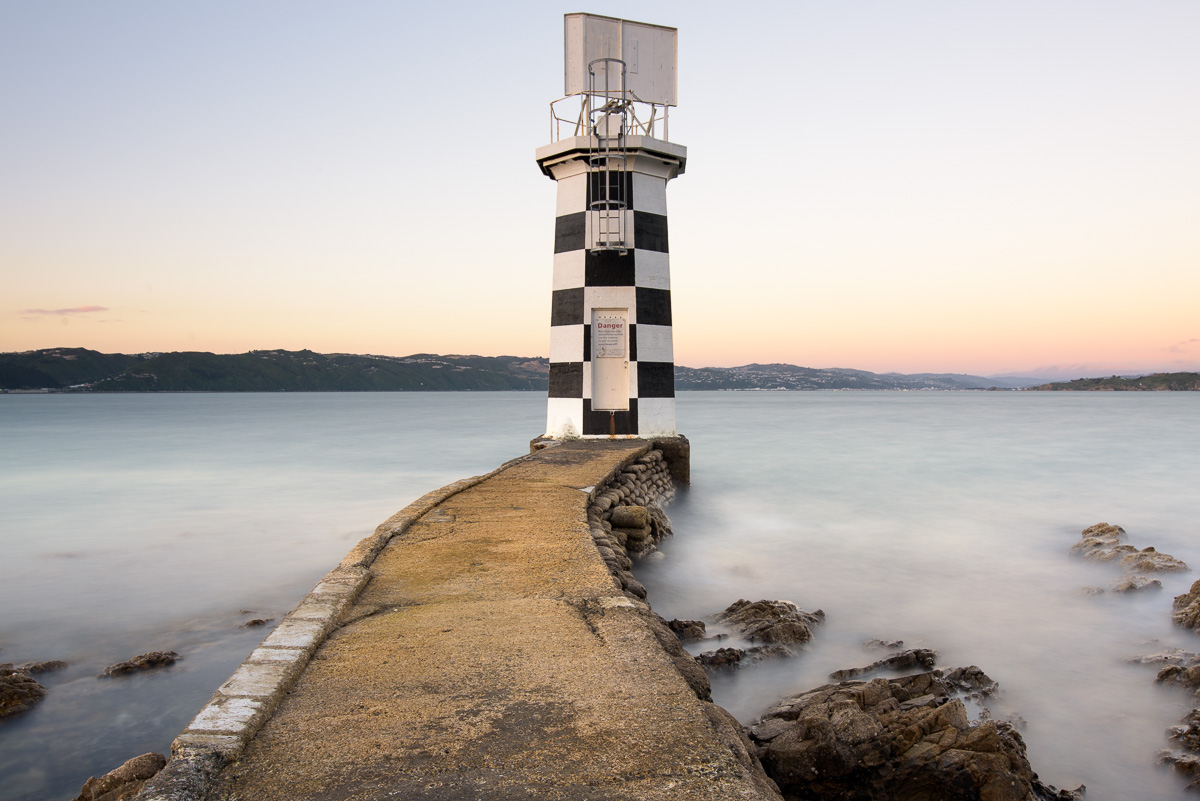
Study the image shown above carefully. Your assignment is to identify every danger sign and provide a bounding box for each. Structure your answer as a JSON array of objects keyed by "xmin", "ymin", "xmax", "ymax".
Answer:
[{"xmin": 593, "ymin": 316, "xmax": 626, "ymax": 358}]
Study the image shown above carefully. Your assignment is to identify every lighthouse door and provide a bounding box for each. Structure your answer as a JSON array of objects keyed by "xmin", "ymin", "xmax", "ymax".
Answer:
[{"xmin": 591, "ymin": 309, "xmax": 629, "ymax": 411}]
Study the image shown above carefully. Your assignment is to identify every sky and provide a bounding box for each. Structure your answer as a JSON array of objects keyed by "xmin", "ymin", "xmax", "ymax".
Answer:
[{"xmin": 2, "ymin": 1, "xmax": 1197, "ymax": 377}]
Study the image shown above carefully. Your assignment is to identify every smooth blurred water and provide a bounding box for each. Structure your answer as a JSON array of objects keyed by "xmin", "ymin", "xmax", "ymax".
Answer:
[
  {"xmin": 2, "ymin": 391, "xmax": 1198, "ymax": 800},
  {"xmin": 0, "ymin": 392, "xmax": 543, "ymax": 801},
  {"xmin": 638, "ymin": 390, "xmax": 1200, "ymax": 800}
]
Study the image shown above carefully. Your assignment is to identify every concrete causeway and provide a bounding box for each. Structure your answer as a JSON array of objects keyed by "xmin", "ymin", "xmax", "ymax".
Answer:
[{"xmin": 141, "ymin": 440, "xmax": 780, "ymax": 801}]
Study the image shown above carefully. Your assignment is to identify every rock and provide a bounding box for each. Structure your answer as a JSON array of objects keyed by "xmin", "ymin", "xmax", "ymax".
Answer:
[
  {"xmin": 712, "ymin": 599, "xmax": 825, "ymax": 645},
  {"xmin": 1069, "ymin": 522, "xmax": 1126, "ymax": 559},
  {"xmin": 617, "ymin": 526, "xmax": 651, "ymax": 548},
  {"xmin": 1118, "ymin": 547, "xmax": 1188, "ymax": 573},
  {"xmin": 609, "ymin": 505, "xmax": 649, "ymax": 529},
  {"xmin": 99, "ymin": 651, "xmax": 179, "ymax": 677},
  {"xmin": 1111, "ymin": 575, "xmax": 1162, "ymax": 593},
  {"xmin": 696, "ymin": 648, "xmax": 746, "ymax": 669},
  {"xmin": 747, "ymin": 670, "xmax": 1081, "ymax": 801},
  {"xmin": 863, "ymin": 638, "xmax": 904, "ymax": 650},
  {"xmin": 241, "ymin": 618, "xmax": 273, "ymax": 628},
  {"xmin": 829, "ymin": 648, "xmax": 939, "ymax": 680},
  {"xmin": 1, "ymin": 669, "xmax": 47, "ymax": 718},
  {"xmin": 1175, "ymin": 580, "xmax": 1200, "ymax": 633},
  {"xmin": 1157, "ymin": 663, "xmax": 1200, "ymax": 690},
  {"xmin": 1159, "ymin": 750, "xmax": 1200, "ymax": 791},
  {"xmin": 667, "ymin": 619, "xmax": 707, "ymax": 642},
  {"xmin": 941, "ymin": 665, "xmax": 1000, "ymax": 698},
  {"xmin": 73, "ymin": 751, "xmax": 167, "ymax": 801},
  {"xmin": 647, "ymin": 505, "xmax": 672, "ymax": 539},
  {"xmin": 1168, "ymin": 708, "xmax": 1200, "ymax": 751},
  {"xmin": 617, "ymin": 572, "xmax": 647, "ymax": 600},
  {"xmin": 1071, "ymin": 523, "xmax": 1186, "ymax": 596},
  {"xmin": 1130, "ymin": 647, "xmax": 1193, "ymax": 666},
  {"xmin": 16, "ymin": 660, "xmax": 68, "ymax": 674},
  {"xmin": 696, "ymin": 644, "xmax": 795, "ymax": 669}
]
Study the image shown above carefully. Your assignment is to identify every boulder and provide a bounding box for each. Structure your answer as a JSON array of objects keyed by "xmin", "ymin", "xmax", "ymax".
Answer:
[
  {"xmin": 73, "ymin": 752, "xmax": 167, "ymax": 801},
  {"xmin": 747, "ymin": 670, "xmax": 1081, "ymax": 801},
  {"xmin": 99, "ymin": 651, "xmax": 179, "ymax": 677},
  {"xmin": 1, "ymin": 669, "xmax": 47, "ymax": 718},
  {"xmin": 712, "ymin": 599, "xmax": 825, "ymax": 645}
]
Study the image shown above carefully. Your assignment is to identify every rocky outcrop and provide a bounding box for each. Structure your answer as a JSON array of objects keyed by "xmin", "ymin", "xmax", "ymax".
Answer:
[
  {"xmin": 1, "ymin": 668, "xmax": 47, "ymax": 718},
  {"xmin": 691, "ymin": 600, "xmax": 825, "ymax": 670},
  {"xmin": 696, "ymin": 644, "xmax": 796, "ymax": 670},
  {"xmin": 1129, "ymin": 647, "xmax": 1200, "ymax": 786},
  {"xmin": 1068, "ymin": 522, "xmax": 1127, "ymax": 560},
  {"xmin": 829, "ymin": 648, "xmax": 939, "ymax": 681},
  {"xmin": 73, "ymin": 752, "xmax": 166, "ymax": 801},
  {"xmin": 1069, "ymin": 523, "xmax": 1186, "ymax": 594},
  {"xmin": 1111, "ymin": 575, "xmax": 1162, "ymax": 593},
  {"xmin": 746, "ymin": 670, "xmax": 1080, "ymax": 801},
  {"xmin": 99, "ymin": 651, "xmax": 179, "ymax": 677},
  {"xmin": 1, "ymin": 659, "xmax": 68, "ymax": 674},
  {"xmin": 1156, "ymin": 656, "xmax": 1200, "ymax": 691},
  {"xmin": 713, "ymin": 599, "xmax": 825, "ymax": 646},
  {"xmin": 1173, "ymin": 580, "xmax": 1200, "ymax": 633}
]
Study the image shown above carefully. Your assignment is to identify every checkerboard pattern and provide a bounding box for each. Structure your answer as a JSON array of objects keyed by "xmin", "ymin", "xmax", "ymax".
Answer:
[{"xmin": 542, "ymin": 156, "xmax": 681, "ymax": 438}]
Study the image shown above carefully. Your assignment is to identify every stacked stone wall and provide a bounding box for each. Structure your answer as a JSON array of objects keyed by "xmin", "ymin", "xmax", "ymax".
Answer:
[{"xmin": 587, "ymin": 449, "xmax": 674, "ymax": 603}]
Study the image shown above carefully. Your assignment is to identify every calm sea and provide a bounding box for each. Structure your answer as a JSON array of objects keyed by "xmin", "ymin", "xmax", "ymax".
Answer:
[{"xmin": 1, "ymin": 391, "xmax": 1197, "ymax": 799}]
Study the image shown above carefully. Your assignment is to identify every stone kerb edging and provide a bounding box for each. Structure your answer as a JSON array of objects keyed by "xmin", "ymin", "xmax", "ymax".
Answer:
[{"xmin": 136, "ymin": 451, "xmax": 542, "ymax": 801}]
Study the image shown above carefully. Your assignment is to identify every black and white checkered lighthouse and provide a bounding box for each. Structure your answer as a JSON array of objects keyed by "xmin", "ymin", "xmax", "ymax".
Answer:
[{"xmin": 536, "ymin": 13, "xmax": 686, "ymax": 439}]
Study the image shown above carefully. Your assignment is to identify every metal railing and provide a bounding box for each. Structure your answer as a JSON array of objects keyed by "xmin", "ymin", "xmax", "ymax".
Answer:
[{"xmin": 548, "ymin": 91, "xmax": 670, "ymax": 143}]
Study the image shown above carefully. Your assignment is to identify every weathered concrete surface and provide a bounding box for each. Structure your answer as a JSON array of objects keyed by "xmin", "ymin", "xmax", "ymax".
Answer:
[{"xmin": 200, "ymin": 441, "xmax": 778, "ymax": 801}]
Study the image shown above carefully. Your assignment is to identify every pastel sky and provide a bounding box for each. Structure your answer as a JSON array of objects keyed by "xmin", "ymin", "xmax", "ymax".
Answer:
[{"xmin": 3, "ymin": 1, "xmax": 1197, "ymax": 377}]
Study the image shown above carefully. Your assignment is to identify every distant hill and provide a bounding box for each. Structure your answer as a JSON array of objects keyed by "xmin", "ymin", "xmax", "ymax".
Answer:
[
  {"xmin": 0, "ymin": 349, "xmax": 550, "ymax": 392},
  {"xmin": 673, "ymin": 363, "xmax": 1021, "ymax": 391},
  {"xmin": 1026, "ymin": 373, "xmax": 1200, "ymax": 391},
  {"xmin": 0, "ymin": 348, "xmax": 1060, "ymax": 393},
  {"xmin": 0, "ymin": 347, "xmax": 142, "ymax": 389}
]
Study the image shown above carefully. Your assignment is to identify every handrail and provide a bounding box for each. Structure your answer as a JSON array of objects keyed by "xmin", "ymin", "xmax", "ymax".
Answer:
[{"xmin": 549, "ymin": 92, "xmax": 671, "ymax": 143}]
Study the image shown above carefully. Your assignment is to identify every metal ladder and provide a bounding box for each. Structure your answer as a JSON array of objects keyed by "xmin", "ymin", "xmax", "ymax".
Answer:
[{"xmin": 587, "ymin": 58, "xmax": 629, "ymax": 254}]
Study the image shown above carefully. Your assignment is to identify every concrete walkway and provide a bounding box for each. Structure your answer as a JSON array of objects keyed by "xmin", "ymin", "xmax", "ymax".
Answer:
[{"xmin": 194, "ymin": 441, "xmax": 779, "ymax": 800}]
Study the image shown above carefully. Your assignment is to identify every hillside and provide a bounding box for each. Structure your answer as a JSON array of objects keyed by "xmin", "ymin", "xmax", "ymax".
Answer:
[
  {"xmin": 673, "ymin": 363, "xmax": 1016, "ymax": 391},
  {"xmin": 1026, "ymin": 373, "xmax": 1200, "ymax": 391},
  {"xmin": 0, "ymin": 348, "xmax": 1089, "ymax": 393},
  {"xmin": 0, "ymin": 349, "xmax": 549, "ymax": 392},
  {"xmin": 0, "ymin": 347, "xmax": 143, "ymax": 389}
]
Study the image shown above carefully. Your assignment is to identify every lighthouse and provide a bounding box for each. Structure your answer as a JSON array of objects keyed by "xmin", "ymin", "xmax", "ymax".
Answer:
[{"xmin": 536, "ymin": 13, "xmax": 686, "ymax": 439}]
